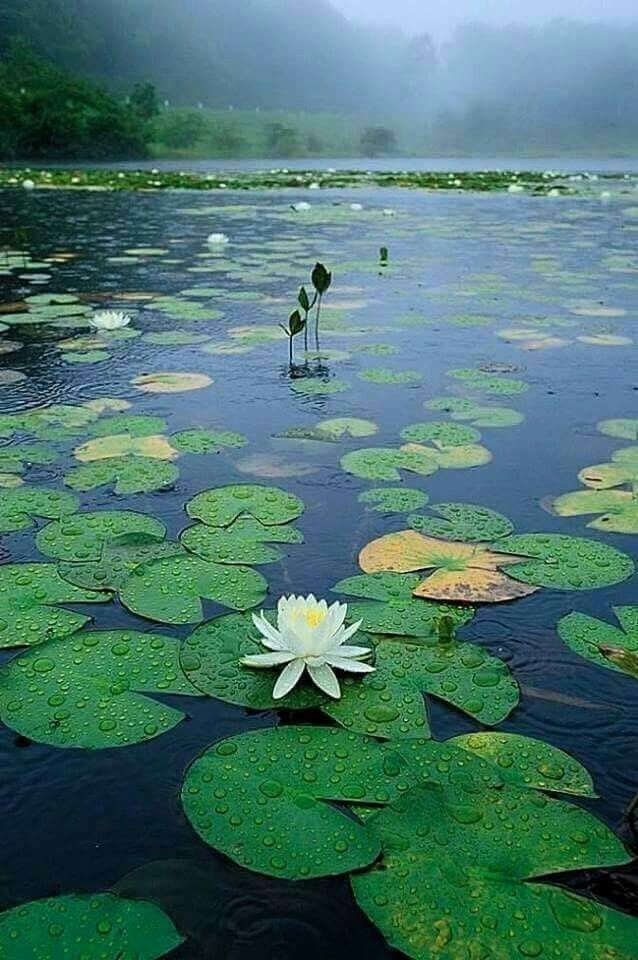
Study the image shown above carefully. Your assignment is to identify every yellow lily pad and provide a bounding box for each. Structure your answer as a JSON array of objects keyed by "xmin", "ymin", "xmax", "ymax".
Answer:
[
  {"xmin": 131, "ymin": 372, "xmax": 213, "ymax": 393},
  {"xmin": 74, "ymin": 434, "xmax": 179, "ymax": 462}
]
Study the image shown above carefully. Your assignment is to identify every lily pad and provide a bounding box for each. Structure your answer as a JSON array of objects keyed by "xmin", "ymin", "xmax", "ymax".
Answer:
[
  {"xmin": 182, "ymin": 726, "xmax": 406, "ymax": 880},
  {"xmin": 597, "ymin": 418, "xmax": 638, "ymax": 440},
  {"xmin": 558, "ymin": 607, "xmax": 638, "ymax": 681},
  {"xmin": 341, "ymin": 447, "xmax": 439, "ymax": 482},
  {"xmin": 181, "ymin": 517, "xmax": 303, "ymax": 564},
  {"xmin": 58, "ymin": 538, "xmax": 185, "ymax": 592},
  {"xmin": 0, "ymin": 442, "xmax": 57, "ymax": 470},
  {"xmin": 324, "ymin": 633, "xmax": 519, "ymax": 739},
  {"xmin": 425, "ymin": 397, "xmax": 524, "ymax": 427},
  {"xmin": 187, "ymin": 484, "xmax": 304, "ymax": 527},
  {"xmin": 0, "ymin": 562, "xmax": 108, "ymax": 648},
  {"xmin": 448, "ymin": 368, "xmax": 529, "ymax": 396},
  {"xmin": 495, "ymin": 533, "xmax": 635, "ymax": 590},
  {"xmin": 315, "ymin": 417, "xmax": 378, "ymax": 439},
  {"xmin": 408, "ymin": 503, "xmax": 514, "ymax": 542},
  {"xmin": 143, "ymin": 330, "xmax": 212, "ymax": 345},
  {"xmin": 89, "ymin": 414, "xmax": 168, "ymax": 437},
  {"xmin": 172, "ymin": 429, "xmax": 247, "ymax": 454},
  {"xmin": 405, "ymin": 441, "xmax": 492, "ymax": 470},
  {"xmin": 360, "ymin": 531, "xmax": 538, "ymax": 603},
  {"xmin": 551, "ymin": 489, "xmax": 638, "ymax": 534},
  {"xmin": 120, "ymin": 554, "xmax": 268, "ymax": 623},
  {"xmin": 63, "ymin": 350, "xmax": 110, "ymax": 364},
  {"xmin": 0, "ymin": 628, "xmax": 201, "ymax": 748},
  {"xmin": 359, "ymin": 368, "xmax": 422, "ymax": 385},
  {"xmin": 290, "ymin": 378, "xmax": 348, "ymax": 395},
  {"xmin": 0, "ymin": 487, "xmax": 79, "ymax": 534},
  {"xmin": 64, "ymin": 457, "xmax": 180, "ymax": 494},
  {"xmin": 400, "ymin": 422, "xmax": 481, "ymax": 446},
  {"xmin": 74, "ymin": 434, "xmax": 179, "ymax": 462},
  {"xmin": 353, "ymin": 781, "xmax": 634, "ymax": 960},
  {"xmin": 132, "ymin": 372, "xmax": 213, "ymax": 393},
  {"xmin": 36, "ymin": 511, "xmax": 166, "ymax": 562},
  {"xmin": 0, "ymin": 892, "xmax": 183, "ymax": 959},
  {"xmin": 359, "ymin": 488, "xmax": 429, "ymax": 514},
  {"xmin": 181, "ymin": 612, "xmax": 327, "ymax": 709},
  {"xmin": 450, "ymin": 732, "xmax": 596, "ymax": 796}
]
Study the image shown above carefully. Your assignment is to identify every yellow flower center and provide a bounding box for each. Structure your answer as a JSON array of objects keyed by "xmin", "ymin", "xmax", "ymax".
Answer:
[{"xmin": 303, "ymin": 608, "xmax": 327, "ymax": 629}]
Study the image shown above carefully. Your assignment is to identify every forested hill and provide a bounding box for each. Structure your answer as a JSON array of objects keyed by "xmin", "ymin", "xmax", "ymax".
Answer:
[{"xmin": 0, "ymin": 0, "xmax": 419, "ymax": 112}]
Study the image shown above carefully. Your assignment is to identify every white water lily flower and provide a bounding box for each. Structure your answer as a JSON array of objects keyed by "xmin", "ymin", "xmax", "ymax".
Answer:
[
  {"xmin": 242, "ymin": 594, "xmax": 374, "ymax": 700},
  {"xmin": 350, "ymin": 203, "xmax": 363, "ymax": 211},
  {"xmin": 292, "ymin": 202, "xmax": 312, "ymax": 212},
  {"xmin": 89, "ymin": 310, "xmax": 131, "ymax": 331},
  {"xmin": 508, "ymin": 183, "xmax": 525, "ymax": 194},
  {"xmin": 22, "ymin": 179, "xmax": 35, "ymax": 190},
  {"xmin": 207, "ymin": 232, "xmax": 230, "ymax": 245}
]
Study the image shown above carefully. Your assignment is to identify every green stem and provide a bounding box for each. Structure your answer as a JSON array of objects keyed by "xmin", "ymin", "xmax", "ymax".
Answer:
[
  {"xmin": 315, "ymin": 294, "xmax": 322, "ymax": 353},
  {"xmin": 303, "ymin": 310, "xmax": 309, "ymax": 354},
  {"xmin": 288, "ymin": 334, "xmax": 293, "ymax": 368}
]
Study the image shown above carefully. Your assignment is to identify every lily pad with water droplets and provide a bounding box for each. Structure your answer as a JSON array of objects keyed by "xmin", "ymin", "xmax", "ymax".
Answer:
[
  {"xmin": 0, "ymin": 629, "xmax": 201, "ymax": 748},
  {"xmin": 120, "ymin": 554, "xmax": 267, "ymax": 623},
  {"xmin": 450, "ymin": 732, "xmax": 596, "ymax": 796},
  {"xmin": 290, "ymin": 378, "xmax": 348, "ymax": 396},
  {"xmin": 181, "ymin": 611, "xmax": 327, "ymax": 710},
  {"xmin": 181, "ymin": 518, "xmax": 303, "ymax": 565},
  {"xmin": 0, "ymin": 563, "xmax": 109, "ymax": 648},
  {"xmin": 58, "ymin": 538, "xmax": 185, "ymax": 593},
  {"xmin": 404, "ymin": 441, "xmax": 492, "ymax": 470},
  {"xmin": 181, "ymin": 726, "xmax": 407, "ymax": 880},
  {"xmin": 36, "ymin": 511, "xmax": 166, "ymax": 562},
  {"xmin": 408, "ymin": 503, "xmax": 514, "ymax": 542},
  {"xmin": 551, "ymin": 490, "xmax": 638, "ymax": 534},
  {"xmin": 172, "ymin": 429, "xmax": 247, "ymax": 454},
  {"xmin": 0, "ymin": 487, "xmax": 79, "ymax": 534},
  {"xmin": 88, "ymin": 413, "xmax": 167, "ymax": 437},
  {"xmin": 359, "ymin": 531, "xmax": 538, "ymax": 604},
  {"xmin": 359, "ymin": 487, "xmax": 429, "ymax": 514},
  {"xmin": 341, "ymin": 447, "xmax": 439, "ymax": 482},
  {"xmin": 187, "ymin": 484, "xmax": 304, "ymax": 528},
  {"xmin": 0, "ymin": 892, "xmax": 183, "ymax": 959},
  {"xmin": 400, "ymin": 422, "xmax": 481, "ymax": 446},
  {"xmin": 64, "ymin": 457, "xmax": 180, "ymax": 495},
  {"xmin": 0, "ymin": 442, "xmax": 57, "ymax": 472},
  {"xmin": 448, "ymin": 368, "xmax": 529, "ymax": 396},
  {"xmin": 353, "ymin": 781, "xmax": 635, "ymax": 960},
  {"xmin": 324, "ymin": 633, "xmax": 518, "ymax": 740},
  {"xmin": 558, "ymin": 607, "xmax": 638, "ymax": 681},
  {"xmin": 495, "ymin": 533, "xmax": 635, "ymax": 590},
  {"xmin": 425, "ymin": 397, "xmax": 524, "ymax": 428},
  {"xmin": 358, "ymin": 368, "xmax": 422, "ymax": 385}
]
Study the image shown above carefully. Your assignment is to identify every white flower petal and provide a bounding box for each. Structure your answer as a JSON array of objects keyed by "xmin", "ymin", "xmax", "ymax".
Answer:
[
  {"xmin": 326, "ymin": 600, "xmax": 348, "ymax": 634},
  {"xmin": 241, "ymin": 652, "xmax": 296, "ymax": 668},
  {"xmin": 307, "ymin": 662, "xmax": 341, "ymax": 699},
  {"xmin": 332, "ymin": 619, "xmax": 363, "ymax": 647},
  {"xmin": 324, "ymin": 655, "xmax": 376, "ymax": 674},
  {"xmin": 251, "ymin": 612, "xmax": 286, "ymax": 650},
  {"xmin": 332, "ymin": 644, "xmax": 373, "ymax": 659},
  {"xmin": 273, "ymin": 659, "xmax": 305, "ymax": 699}
]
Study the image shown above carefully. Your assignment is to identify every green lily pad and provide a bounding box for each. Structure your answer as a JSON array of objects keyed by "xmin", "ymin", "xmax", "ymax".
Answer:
[
  {"xmin": 36, "ymin": 511, "xmax": 166, "ymax": 562},
  {"xmin": 400, "ymin": 422, "xmax": 481, "ymax": 446},
  {"xmin": 0, "ymin": 487, "xmax": 79, "ymax": 534},
  {"xmin": 359, "ymin": 368, "xmax": 422, "ymax": 385},
  {"xmin": 58, "ymin": 538, "xmax": 185, "ymax": 592},
  {"xmin": 89, "ymin": 414, "xmax": 168, "ymax": 437},
  {"xmin": 408, "ymin": 503, "xmax": 514, "ymax": 541},
  {"xmin": 450, "ymin": 732, "xmax": 596, "ymax": 796},
  {"xmin": 181, "ymin": 611, "xmax": 327, "ymax": 709},
  {"xmin": 315, "ymin": 417, "xmax": 378, "ymax": 439},
  {"xmin": 0, "ymin": 442, "xmax": 57, "ymax": 470},
  {"xmin": 448, "ymin": 368, "xmax": 529, "ymax": 395},
  {"xmin": 120, "ymin": 554, "xmax": 268, "ymax": 623},
  {"xmin": 496, "ymin": 533, "xmax": 634, "ymax": 590},
  {"xmin": 551, "ymin": 490, "xmax": 638, "ymax": 534},
  {"xmin": 359, "ymin": 488, "xmax": 429, "ymax": 514},
  {"xmin": 597, "ymin": 418, "xmax": 638, "ymax": 440},
  {"xmin": 181, "ymin": 517, "xmax": 303, "ymax": 565},
  {"xmin": 324, "ymin": 634, "xmax": 518, "ymax": 739},
  {"xmin": 143, "ymin": 330, "xmax": 212, "ymax": 345},
  {"xmin": 0, "ymin": 892, "xmax": 183, "ymax": 959},
  {"xmin": 0, "ymin": 628, "xmax": 201, "ymax": 748},
  {"xmin": 181, "ymin": 726, "xmax": 406, "ymax": 880},
  {"xmin": 0, "ymin": 563, "xmax": 108, "ymax": 648},
  {"xmin": 187, "ymin": 484, "xmax": 304, "ymax": 527},
  {"xmin": 290, "ymin": 378, "xmax": 349, "ymax": 396},
  {"xmin": 558, "ymin": 607, "xmax": 638, "ymax": 681},
  {"xmin": 353, "ymin": 781, "xmax": 634, "ymax": 960},
  {"xmin": 341, "ymin": 447, "xmax": 439, "ymax": 481},
  {"xmin": 64, "ymin": 458, "xmax": 180, "ymax": 494},
  {"xmin": 172, "ymin": 429, "xmax": 247, "ymax": 454},
  {"xmin": 63, "ymin": 350, "xmax": 110, "ymax": 364},
  {"xmin": 425, "ymin": 397, "xmax": 525, "ymax": 427}
]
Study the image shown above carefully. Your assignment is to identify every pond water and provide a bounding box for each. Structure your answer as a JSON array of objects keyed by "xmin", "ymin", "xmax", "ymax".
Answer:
[{"xmin": 0, "ymin": 185, "xmax": 637, "ymax": 958}]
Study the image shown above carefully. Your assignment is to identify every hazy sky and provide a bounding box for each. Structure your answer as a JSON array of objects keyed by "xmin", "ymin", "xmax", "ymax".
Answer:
[{"xmin": 335, "ymin": 0, "xmax": 636, "ymax": 38}]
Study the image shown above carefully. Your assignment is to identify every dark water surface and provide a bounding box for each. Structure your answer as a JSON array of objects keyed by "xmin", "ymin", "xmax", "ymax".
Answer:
[{"xmin": 0, "ymin": 186, "xmax": 637, "ymax": 957}]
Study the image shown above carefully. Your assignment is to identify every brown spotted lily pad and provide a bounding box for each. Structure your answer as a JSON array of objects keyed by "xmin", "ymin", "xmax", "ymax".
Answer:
[{"xmin": 359, "ymin": 530, "xmax": 539, "ymax": 603}]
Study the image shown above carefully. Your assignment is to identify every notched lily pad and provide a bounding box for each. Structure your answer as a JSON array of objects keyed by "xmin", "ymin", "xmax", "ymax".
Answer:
[
  {"xmin": 64, "ymin": 457, "xmax": 179, "ymax": 494},
  {"xmin": 0, "ymin": 487, "xmax": 79, "ymax": 534},
  {"xmin": 182, "ymin": 726, "xmax": 407, "ymax": 880},
  {"xmin": 181, "ymin": 517, "xmax": 303, "ymax": 565},
  {"xmin": 341, "ymin": 447, "xmax": 438, "ymax": 482},
  {"xmin": 36, "ymin": 511, "xmax": 166, "ymax": 562},
  {"xmin": 558, "ymin": 606, "xmax": 638, "ymax": 681},
  {"xmin": 359, "ymin": 487, "xmax": 429, "ymax": 514},
  {"xmin": 187, "ymin": 484, "xmax": 304, "ymax": 527},
  {"xmin": 172, "ymin": 429, "xmax": 247, "ymax": 454},
  {"xmin": 495, "ymin": 533, "xmax": 635, "ymax": 590},
  {"xmin": 0, "ymin": 628, "xmax": 201, "ymax": 748},
  {"xmin": 408, "ymin": 503, "xmax": 514, "ymax": 542}
]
